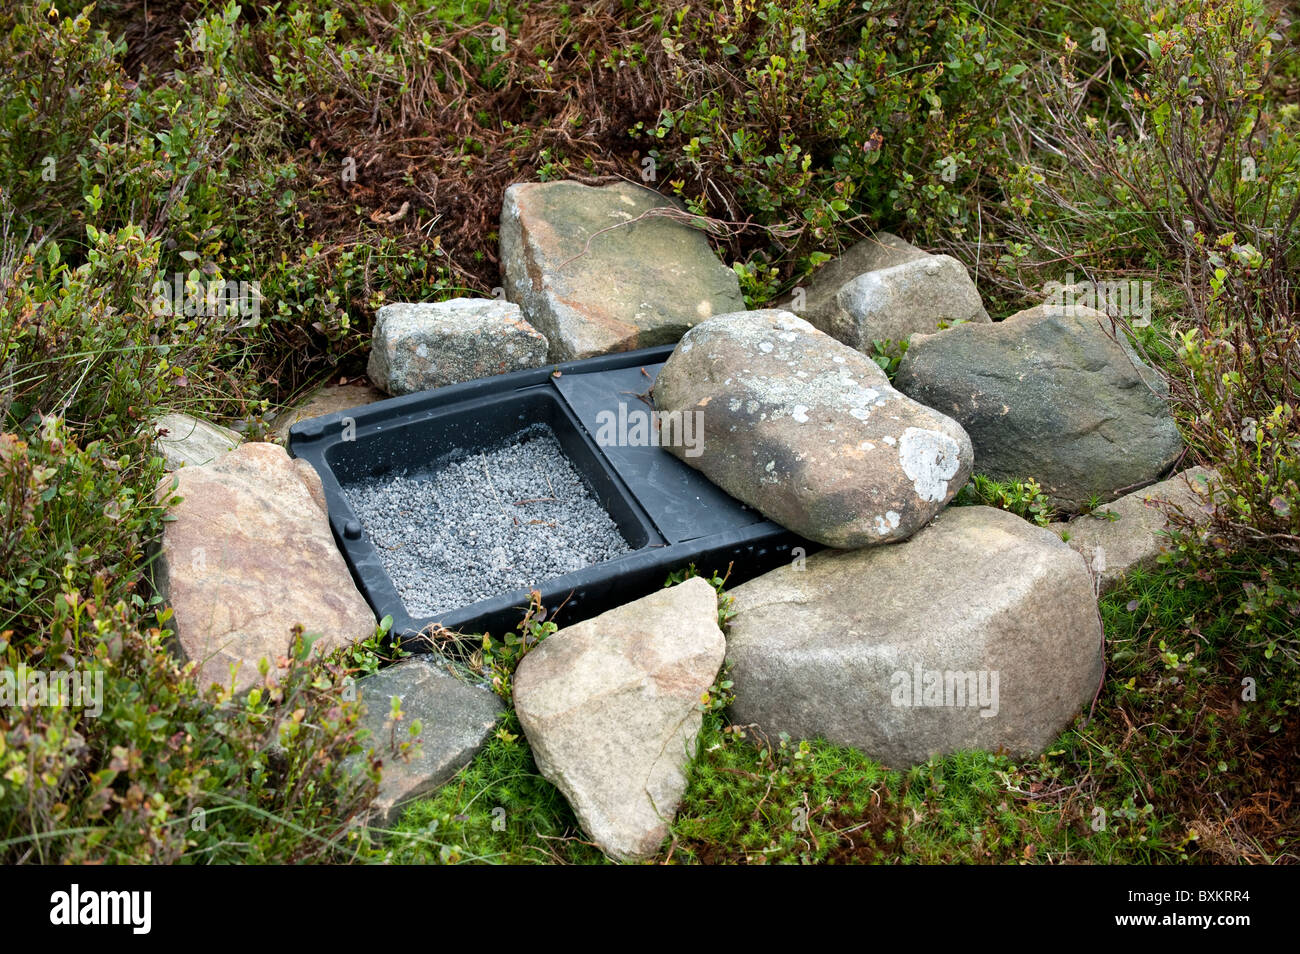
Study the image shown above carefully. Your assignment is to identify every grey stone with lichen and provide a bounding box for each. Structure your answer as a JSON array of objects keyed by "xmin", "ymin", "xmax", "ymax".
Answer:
[
  {"xmin": 652, "ymin": 309, "xmax": 974, "ymax": 548},
  {"xmin": 895, "ymin": 303, "xmax": 1183, "ymax": 513},
  {"xmin": 367, "ymin": 298, "xmax": 548, "ymax": 396},
  {"xmin": 351, "ymin": 656, "xmax": 503, "ymax": 828},
  {"xmin": 500, "ymin": 180, "xmax": 745, "ymax": 362}
]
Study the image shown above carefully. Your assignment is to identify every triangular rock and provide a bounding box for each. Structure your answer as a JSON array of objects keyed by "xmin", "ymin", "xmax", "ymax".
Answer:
[
  {"xmin": 513, "ymin": 577, "xmax": 725, "ymax": 861},
  {"xmin": 151, "ymin": 411, "xmax": 241, "ymax": 470}
]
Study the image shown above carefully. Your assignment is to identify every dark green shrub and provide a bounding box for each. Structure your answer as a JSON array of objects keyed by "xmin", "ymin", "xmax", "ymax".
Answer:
[{"xmin": 985, "ymin": 0, "xmax": 1300, "ymax": 662}]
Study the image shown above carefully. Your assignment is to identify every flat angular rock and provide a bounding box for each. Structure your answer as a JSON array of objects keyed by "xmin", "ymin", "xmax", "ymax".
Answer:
[
  {"xmin": 652, "ymin": 309, "xmax": 974, "ymax": 547},
  {"xmin": 367, "ymin": 298, "xmax": 549, "ymax": 395},
  {"xmin": 513, "ymin": 577, "xmax": 725, "ymax": 862},
  {"xmin": 353, "ymin": 657, "xmax": 503, "ymax": 827},
  {"xmin": 726, "ymin": 506, "xmax": 1104, "ymax": 767},
  {"xmin": 151, "ymin": 412, "xmax": 241, "ymax": 470},
  {"xmin": 271, "ymin": 381, "xmax": 386, "ymax": 444},
  {"xmin": 153, "ymin": 442, "xmax": 375, "ymax": 694},
  {"xmin": 1051, "ymin": 466, "xmax": 1220, "ymax": 592},
  {"xmin": 894, "ymin": 304, "xmax": 1183, "ymax": 512},
  {"xmin": 500, "ymin": 180, "xmax": 745, "ymax": 361}
]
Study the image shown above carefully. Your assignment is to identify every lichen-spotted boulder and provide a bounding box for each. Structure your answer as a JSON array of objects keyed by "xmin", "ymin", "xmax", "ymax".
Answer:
[
  {"xmin": 152, "ymin": 442, "xmax": 375, "ymax": 694},
  {"xmin": 725, "ymin": 506, "xmax": 1104, "ymax": 767},
  {"xmin": 500, "ymin": 180, "xmax": 745, "ymax": 362},
  {"xmin": 894, "ymin": 304, "xmax": 1183, "ymax": 512},
  {"xmin": 652, "ymin": 309, "xmax": 974, "ymax": 547}
]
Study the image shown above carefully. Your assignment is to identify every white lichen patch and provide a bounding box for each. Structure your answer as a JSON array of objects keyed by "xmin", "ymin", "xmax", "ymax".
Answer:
[
  {"xmin": 899, "ymin": 427, "xmax": 963, "ymax": 502},
  {"xmin": 873, "ymin": 510, "xmax": 901, "ymax": 535},
  {"xmin": 695, "ymin": 311, "xmax": 902, "ymax": 431},
  {"xmin": 882, "ymin": 435, "xmax": 897, "ymax": 446}
]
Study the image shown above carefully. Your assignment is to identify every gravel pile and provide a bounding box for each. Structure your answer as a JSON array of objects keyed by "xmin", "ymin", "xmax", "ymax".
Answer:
[{"xmin": 343, "ymin": 425, "xmax": 632, "ymax": 617}]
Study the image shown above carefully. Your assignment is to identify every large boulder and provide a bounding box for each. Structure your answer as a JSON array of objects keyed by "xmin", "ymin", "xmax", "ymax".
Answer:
[
  {"xmin": 652, "ymin": 309, "xmax": 974, "ymax": 547},
  {"xmin": 153, "ymin": 442, "xmax": 375, "ymax": 694},
  {"xmin": 781, "ymin": 235, "xmax": 988, "ymax": 348},
  {"xmin": 351, "ymin": 657, "xmax": 503, "ymax": 827},
  {"xmin": 367, "ymin": 298, "xmax": 549, "ymax": 395},
  {"xmin": 513, "ymin": 577, "xmax": 725, "ymax": 862},
  {"xmin": 272, "ymin": 381, "xmax": 386, "ymax": 444},
  {"xmin": 894, "ymin": 304, "xmax": 1183, "ymax": 512},
  {"xmin": 151, "ymin": 412, "xmax": 241, "ymax": 470},
  {"xmin": 500, "ymin": 180, "xmax": 745, "ymax": 362},
  {"xmin": 1051, "ymin": 466, "xmax": 1220, "ymax": 593},
  {"xmin": 725, "ymin": 506, "xmax": 1104, "ymax": 767}
]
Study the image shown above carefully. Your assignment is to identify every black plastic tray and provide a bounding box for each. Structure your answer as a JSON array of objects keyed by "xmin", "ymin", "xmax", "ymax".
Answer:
[{"xmin": 289, "ymin": 345, "xmax": 813, "ymax": 640}]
